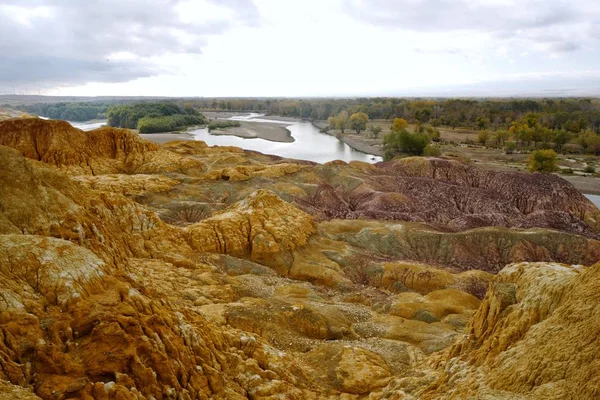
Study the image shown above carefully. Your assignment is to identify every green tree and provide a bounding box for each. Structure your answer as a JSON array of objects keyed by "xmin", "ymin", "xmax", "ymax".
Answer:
[
  {"xmin": 337, "ymin": 111, "xmax": 349, "ymax": 133},
  {"xmin": 367, "ymin": 124, "xmax": 382, "ymax": 138},
  {"xmin": 349, "ymin": 112, "xmax": 369, "ymax": 134},
  {"xmin": 414, "ymin": 108, "xmax": 432, "ymax": 123},
  {"xmin": 579, "ymin": 130, "xmax": 600, "ymax": 155},
  {"xmin": 495, "ymin": 130, "xmax": 509, "ymax": 146},
  {"xmin": 553, "ymin": 129, "xmax": 571, "ymax": 152},
  {"xmin": 328, "ymin": 111, "xmax": 349, "ymax": 134},
  {"xmin": 528, "ymin": 149, "xmax": 558, "ymax": 173},
  {"xmin": 504, "ymin": 141, "xmax": 517, "ymax": 154},
  {"xmin": 525, "ymin": 113, "xmax": 539, "ymax": 128},
  {"xmin": 383, "ymin": 124, "xmax": 430, "ymax": 160},
  {"xmin": 476, "ymin": 116, "xmax": 489, "ymax": 130},
  {"xmin": 327, "ymin": 116, "xmax": 337, "ymax": 130},
  {"xmin": 424, "ymin": 125, "xmax": 441, "ymax": 142},
  {"xmin": 423, "ymin": 144, "xmax": 441, "ymax": 156},
  {"xmin": 509, "ymin": 122, "xmax": 533, "ymax": 147},
  {"xmin": 477, "ymin": 130, "xmax": 489, "ymax": 145},
  {"xmin": 537, "ymin": 127, "xmax": 553, "ymax": 149},
  {"xmin": 392, "ymin": 118, "xmax": 408, "ymax": 131}
]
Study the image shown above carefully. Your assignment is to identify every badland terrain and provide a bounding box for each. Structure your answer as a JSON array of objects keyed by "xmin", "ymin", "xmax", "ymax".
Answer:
[{"xmin": 0, "ymin": 117, "xmax": 598, "ymax": 399}]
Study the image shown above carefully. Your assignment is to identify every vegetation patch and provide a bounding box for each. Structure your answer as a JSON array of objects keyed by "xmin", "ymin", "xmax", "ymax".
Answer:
[
  {"xmin": 137, "ymin": 114, "xmax": 205, "ymax": 133},
  {"xmin": 207, "ymin": 120, "xmax": 241, "ymax": 131},
  {"xmin": 528, "ymin": 149, "xmax": 558, "ymax": 173},
  {"xmin": 21, "ymin": 102, "xmax": 112, "ymax": 121},
  {"xmin": 107, "ymin": 102, "xmax": 206, "ymax": 132}
]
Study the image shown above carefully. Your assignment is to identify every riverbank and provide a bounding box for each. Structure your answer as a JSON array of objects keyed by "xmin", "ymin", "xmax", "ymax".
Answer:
[{"xmin": 313, "ymin": 120, "xmax": 384, "ymax": 157}]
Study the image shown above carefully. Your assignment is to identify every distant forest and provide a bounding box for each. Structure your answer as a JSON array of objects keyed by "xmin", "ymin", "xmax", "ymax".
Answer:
[
  {"xmin": 186, "ymin": 98, "xmax": 600, "ymax": 133},
  {"xmin": 20, "ymin": 102, "xmax": 112, "ymax": 121},
  {"xmin": 10, "ymin": 97, "xmax": 600, "ymax": 135}
]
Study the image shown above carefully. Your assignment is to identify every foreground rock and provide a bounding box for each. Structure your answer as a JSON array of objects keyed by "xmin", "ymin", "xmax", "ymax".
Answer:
[
  {"xmin": 0, "ymin": 118, "xmax": 598, "ymax": 399},
  {"xmin": 371, "ymin": 261, "xmax": 600, "ymax": 399}
]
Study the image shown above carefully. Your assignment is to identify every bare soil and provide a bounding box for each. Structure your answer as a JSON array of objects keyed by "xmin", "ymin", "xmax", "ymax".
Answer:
[{"xmin": 140, "ymin": 132, "xmax": 195, "ymax": 144}]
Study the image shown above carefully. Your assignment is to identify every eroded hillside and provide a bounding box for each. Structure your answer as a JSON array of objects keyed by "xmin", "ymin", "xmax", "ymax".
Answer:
[{"xmin": 0, "ymin": 118, "xmax": 598, "ymax": 399}]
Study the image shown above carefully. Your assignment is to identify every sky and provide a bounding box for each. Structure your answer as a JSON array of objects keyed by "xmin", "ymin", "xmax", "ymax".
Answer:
[{"xmin": 1, "ymin": 0, "xmax": 600, "ymax": 97}]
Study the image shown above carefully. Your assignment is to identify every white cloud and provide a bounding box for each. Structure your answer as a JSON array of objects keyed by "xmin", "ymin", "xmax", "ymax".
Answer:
[{"xmin": 1, "ymin": 0, "xmax": 599, "ymax": 96}]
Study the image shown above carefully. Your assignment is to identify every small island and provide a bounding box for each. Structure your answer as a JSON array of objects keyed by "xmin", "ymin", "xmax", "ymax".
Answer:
[{"xmin": 107, "ymin": 102, "xmax": 206, "ymax": 133}]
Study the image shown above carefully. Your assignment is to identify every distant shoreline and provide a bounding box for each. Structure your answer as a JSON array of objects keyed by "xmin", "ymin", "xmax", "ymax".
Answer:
[{"xmin": 312, "ymin": 120, "xmax": 384, "ymax": 157}]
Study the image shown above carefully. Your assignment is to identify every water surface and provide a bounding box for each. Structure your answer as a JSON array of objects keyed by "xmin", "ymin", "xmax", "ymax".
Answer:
[
  {"xmin": 69, "ymin": 120, "xmax": 106, "ymax": 131},
  {"xmin": 66, "ymin": 114, "xmax": 381, "ymax": 163},
  {"xmin": 191, "ymin": 113, "xmax": 383, "ymax": 164},
  {"xmin": 585, "ymin": 194, "xmax": 600, "ymax": 208}
]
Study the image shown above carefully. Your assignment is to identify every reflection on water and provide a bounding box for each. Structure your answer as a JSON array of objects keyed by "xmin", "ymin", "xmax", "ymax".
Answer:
[
  {"xmin": 69, "ymin": 120, "xmax": 106, "ymax": 131},
  {"xmin": 585, "ymin": 194, "xmax": 600, "ymax": 208},
  {"xmin": 191, "ymin": 114, "xmax": 383, "ymax": 164}
]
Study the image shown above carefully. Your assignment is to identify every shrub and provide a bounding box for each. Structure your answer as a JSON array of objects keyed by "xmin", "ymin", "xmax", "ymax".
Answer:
[
  {"xmin": 477, "ymin": 130, "xmax": 489, "ymax": 145},
  {"xmin": 584, "ymin": 165, "xmax": 596, "ymax": 173},
  {"xmin": 528, "ymin": 149, "xmax": 558, "ymax": 173},
  {"xmin": 423, "ymin": 144, "xmax": 441, "ymax": 157},
  {"xmin": 367, "ymin": 125, "xmax": 382, "ymax": 138},
  {"xmin": 137, "ymin": 114, "xmax": 205, "ymax": 133},
  {"xmin": 504, "ymin": 141, "xmax": 517, "ymax": 154},
  {"xmin": 383, "ymin": 129, "xmax": 430, "ymax": 160},
  {"xmin": 561, "ymin": 168, "xmax": 574, "ymax": 175},
  {"xmin": 207, "ymin": 120, "xmax": 241, "ymax": 131},
  {"xmin": 425, "ymin": 125, "xmax": 441, "ymax": 142}
]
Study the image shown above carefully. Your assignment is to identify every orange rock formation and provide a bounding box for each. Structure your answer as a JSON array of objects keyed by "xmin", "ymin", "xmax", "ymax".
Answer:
[{"xmin": 0, "ymin": 118, "xmax": 598, "ymax": 399}]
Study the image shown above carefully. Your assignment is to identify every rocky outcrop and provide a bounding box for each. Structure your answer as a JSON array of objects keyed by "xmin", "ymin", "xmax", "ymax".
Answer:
[
  {"xmin": 418, "ymin": 262, "xmax": 600, "ymax": 399},
  {"xmin": 0, "ymin": 145, "xmax": 192, "ymax": 266},
  {"xmin": 187, "ymin": 190, "xmax": 315, "ymax": 273},
  {"xmin": 0, "ymin": 118, "xmax": 205, "ymax": 175},
  {"xmin": 0, "ymin": 381, "xmax": 40, "ymax": 400},
  {"xmin": 297, "ymin": 157, "xmax": 600, "ymax": 238},
  {"xmin": 203, "ymin": 163, "xmax": 306, "ymax": 181},
  {"xmin": 0, "ymin": 118, "xmax": 598, "ymax": 399},
  {"xmin": 319, "ymin": 219, "xmax": 600, "ymax": 272},
  {"xmin": 73, "ymin": 174, "xmax": 181, "ymax": 196}
]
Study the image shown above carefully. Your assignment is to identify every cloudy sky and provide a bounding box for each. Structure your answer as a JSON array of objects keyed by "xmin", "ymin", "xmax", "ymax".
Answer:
[{"xmin": 1, "ymin": 0, "xmax": 599, "ymax": 97}]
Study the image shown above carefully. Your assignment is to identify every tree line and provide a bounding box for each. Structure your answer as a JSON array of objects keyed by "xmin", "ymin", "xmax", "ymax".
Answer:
[
  {"xmin": 14, "ymin": 97, "xmax": 600, "ymax": 136},
  {"xmin": 184, "ymin": 97, "xmax": 600, "ymax": 134},
  {"xmin": 107, "ymin": 102, "xmax": 206, "ymax": 133},
  {"xmin": 19, "ymin": 102, "xmax": 112, "ymax": 122}
]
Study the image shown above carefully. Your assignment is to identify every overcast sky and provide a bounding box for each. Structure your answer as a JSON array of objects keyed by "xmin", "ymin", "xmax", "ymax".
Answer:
[{"xmin": 1, "ymin": 0, "xmax": 599, "ymax": 97}]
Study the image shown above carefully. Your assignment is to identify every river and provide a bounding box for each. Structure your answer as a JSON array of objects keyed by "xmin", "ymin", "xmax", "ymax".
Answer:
[
  {"xmin": 68, "ymin": 120, "xmax": 107, "ymax": 131},
  {"xmin": 586, "ymin": 194, "xmax": 600, "ymax": 208},
  {"xmin": 66, "ymin": 114, "xmax": 382, "ymax": 163},
  {"xmin": 190, "ymin": 113, "xmax": 382, "ymax": 164}
]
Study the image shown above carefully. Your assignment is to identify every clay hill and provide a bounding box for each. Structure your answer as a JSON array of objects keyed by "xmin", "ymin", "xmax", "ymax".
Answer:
[{"xmin": 0, "ymin": 118, "xmax": 598, "ymax": 399}]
